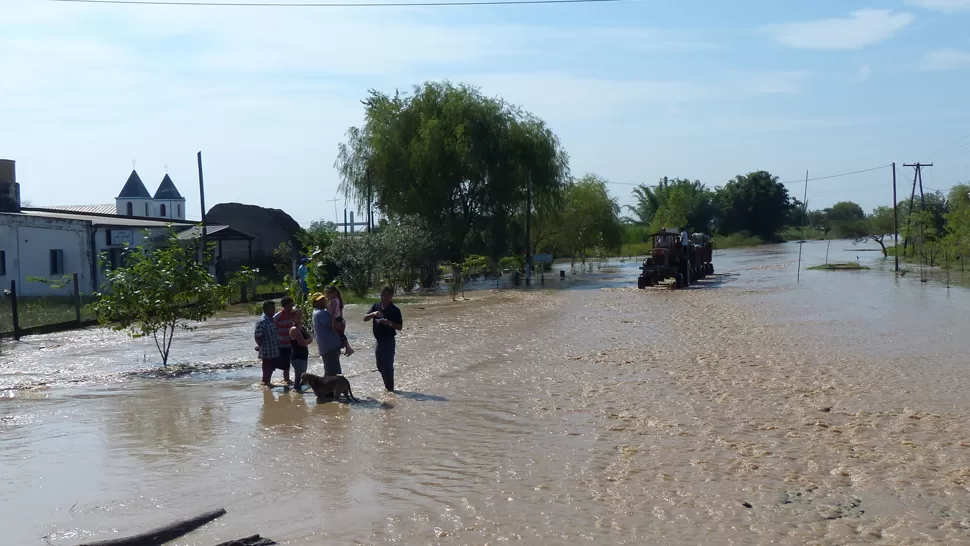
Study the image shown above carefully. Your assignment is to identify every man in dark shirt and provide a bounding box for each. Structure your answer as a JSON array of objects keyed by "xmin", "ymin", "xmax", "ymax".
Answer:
[{"xmin": 364, "ymin": 285, "xmax": 403, "ymax": 392}]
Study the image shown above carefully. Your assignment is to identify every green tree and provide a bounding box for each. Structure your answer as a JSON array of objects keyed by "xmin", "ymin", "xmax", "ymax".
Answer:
[
  {"xmin": 334, "ymin": 81, "xmax": 570, "ymax": 262},
  {"xmin": 825, "ymin": 201, "xmax": 867, "ymax": 239},
  {"xmin": 91, "ymin": 234, "xmax": 236, "ymax": 367},
  {"xmin": 716, "ymin": 171, "xmax": 793, "ymax": 241},
  {"xmin": 558, "ymin": 174, "xmax": 624, "ymax": 264},
  {"xmin": 376, "ymin": 216, "xmax": 442, "ymax": 293},
  {"xmin": 840, "ymin": 206, "xmax": 894, "ymax": 256},
  {"xmin": 325, "ymin": 233, "xmax": 379, "ymax": 298},
  {"xmin": 945, "ymin": 184, "xmax": 970, "ymax": 260},
  {"xmin": 628, "ymin": 177, "xmax": 719, "ymax": 233}
]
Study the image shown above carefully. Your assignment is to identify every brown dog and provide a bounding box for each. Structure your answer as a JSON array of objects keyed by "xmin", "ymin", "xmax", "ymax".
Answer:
[{"xmin": 300, "ymin": 373, "xmax": 359, "ymax": 403}]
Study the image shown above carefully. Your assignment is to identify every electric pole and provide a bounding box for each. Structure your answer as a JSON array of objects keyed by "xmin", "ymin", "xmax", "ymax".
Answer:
[
  {"xmin": 525, "ymin": 172, "xmax": 532, "ymax": 287},
  {"xmin": 326, "ymin": 196, "xmax": 340, "ymax": 226},
  {"xmin": 902, "ymin": 162, "xmax": 932, "ymax": 256},
  {"xmin": 197, "ymin": 151, "xmax": 208, "ymax": 267}
]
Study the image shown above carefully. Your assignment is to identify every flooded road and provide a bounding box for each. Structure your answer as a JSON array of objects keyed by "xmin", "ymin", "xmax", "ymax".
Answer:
[{"xmin": 3, "ymin": 241, "xmax": 970, "ymax": 544}]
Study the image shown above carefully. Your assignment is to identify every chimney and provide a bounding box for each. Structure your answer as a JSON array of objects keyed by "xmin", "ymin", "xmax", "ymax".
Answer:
[{"xmin": 0, "ymin": 159, "xmax": 20, "ymax": 213}]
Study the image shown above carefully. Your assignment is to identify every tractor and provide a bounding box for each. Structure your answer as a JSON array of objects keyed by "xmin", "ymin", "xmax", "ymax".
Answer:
[{"xmin": 637, "ymin": 231, "xmax": 715, "ymax": 290}]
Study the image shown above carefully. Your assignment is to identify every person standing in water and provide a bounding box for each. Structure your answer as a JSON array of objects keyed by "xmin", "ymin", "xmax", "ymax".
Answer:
[
  {"xmin": 311, "ymin": 292, "xmax": 344, "ymax": 377},
  {"xmin": 364, "ymin": 285, "xmax": 403, "ymax": 392},
  {"xmin": 254, "ymin": 300, "xmax": 281, "ymax": 386},
  {"xmin": 326, "ymin": 285, "xmax": 355, "ymax": 357},
  {"xmin": 273, "ymin": 296, "xmax": 295, "ymax": 385},
  {"xmin": 288, "ymin": 308, "xmax": 313, "ymax": 389}
]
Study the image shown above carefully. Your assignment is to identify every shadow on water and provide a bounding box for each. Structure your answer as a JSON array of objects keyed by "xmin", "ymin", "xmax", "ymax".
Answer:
[{"xmin": 393, "ymin": 391, "xmax": 448, "ymax": 402}]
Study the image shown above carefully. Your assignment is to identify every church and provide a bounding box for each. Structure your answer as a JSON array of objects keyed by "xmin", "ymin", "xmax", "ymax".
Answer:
[{"xmin": 0, "ymin": 159, "xmax": 254, "ymax": 297}]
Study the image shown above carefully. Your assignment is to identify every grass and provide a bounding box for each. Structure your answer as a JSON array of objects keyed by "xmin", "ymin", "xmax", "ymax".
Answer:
[
  {"xmin": 0, "ymin": 296, "xmax": 99, "ymax": 333},
  {"xmin": 713, "ymin": 233, "xmax": 764, "ymax": 249},
  {"xmin": 807, "ymin": 262, "xmax": 870, "ymax": 271},
  {"xmin": 614, "ymin": 242, "xmax": 653, "ymax": 258},
  {"xmin": 778, "ymin": 227, "xmax": 829, "ymax": 242}
]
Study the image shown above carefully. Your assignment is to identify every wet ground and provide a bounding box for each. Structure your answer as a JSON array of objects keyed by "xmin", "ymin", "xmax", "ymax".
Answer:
[{"xmin": 3, "ymin": 241, "xmax": 970, "ymax": 544}]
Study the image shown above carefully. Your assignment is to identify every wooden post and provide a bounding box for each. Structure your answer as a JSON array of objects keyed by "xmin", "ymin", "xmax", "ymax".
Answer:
[
  {"xmin": 73, "ymin": 272, "xmax": 81, "ymax": 324},
  {"xmin": 10, "ymin": 280, "xmax": 20, "ymax": 340}
]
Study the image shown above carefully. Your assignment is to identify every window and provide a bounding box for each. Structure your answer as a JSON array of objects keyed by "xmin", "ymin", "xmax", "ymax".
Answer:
[
  {"xmin": 144, "ymin": 202, "xmax": 149, "ymax": 217},
  {"xmin": 177, "ymin": 204, "xmax": 181, "ymax": 218},
  {"xmin": 160, "ymin": 204, "xmax": 167, "ymax": 217},
  {"xmin": 49, "ymin": 249, "xmax": 64, "ymax": 276},
  {"xmin": 126, "ymin": 202, "xmax": 133, "ymax": 217},
  {"xmin": 0, "ymin": 250, "xmax": 6, "ymax": 276}
]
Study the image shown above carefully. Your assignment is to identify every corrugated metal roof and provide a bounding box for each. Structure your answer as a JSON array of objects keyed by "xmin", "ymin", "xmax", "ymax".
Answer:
[
  {"xmin": 45, "ymin": 204, "xmax": 117, "ymax": 215},
  {"xmin": 19, "ymin": 209, "xmax": 190, "ymax": 227},
  {"xmin": 168, "ymin": 224, "xmax": 254, "ymax": 241}
]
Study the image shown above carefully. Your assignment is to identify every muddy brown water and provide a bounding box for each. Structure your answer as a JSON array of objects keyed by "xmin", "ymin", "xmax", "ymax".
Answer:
[{"xmin": 4, "ymin": 241, "xmax": 970, "ymax": 544}]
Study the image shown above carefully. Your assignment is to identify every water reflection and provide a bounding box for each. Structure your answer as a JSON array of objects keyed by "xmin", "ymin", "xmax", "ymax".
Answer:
[{"xmin": 106, "ymin": 382, "xmax": 227, "ymax": 464}]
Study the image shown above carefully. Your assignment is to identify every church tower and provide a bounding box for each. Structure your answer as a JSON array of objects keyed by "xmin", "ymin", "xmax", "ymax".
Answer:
[
  {"xmin": 115, "ymin": 170, "xmax": 154, "ymax": 217},
  {"xmin": 153, "ymin": 174, "xmax": 186, "ymax": 220}
]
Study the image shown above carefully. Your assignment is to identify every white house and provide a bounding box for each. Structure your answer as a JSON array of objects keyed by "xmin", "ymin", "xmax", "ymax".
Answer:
[{"xmin": 0, "ymin": 159, "xmax": 254, "ymax": 297}]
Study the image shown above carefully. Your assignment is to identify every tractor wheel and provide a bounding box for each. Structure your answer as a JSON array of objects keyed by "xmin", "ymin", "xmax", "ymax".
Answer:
[
  {"xmin": 645, "ymin": 276, "xmax": 654, "ymax": 287},
  {"xmin": 708, "ymin": 264, "xmax": 714, "ymax": 275},
  {"xmin": 675, "ymin": 273, "xmax": 685, "ymax": 289},
  {"xmin": 637, "ymin": 276, "xmax": 645, "ymax": 290}
]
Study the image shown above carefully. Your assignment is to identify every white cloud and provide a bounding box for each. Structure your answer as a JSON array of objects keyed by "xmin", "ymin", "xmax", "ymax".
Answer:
[
  {"xmin": 452, "ymin": 70, "xmax": 807, "ymax": 123},
  {"xmin": 851, "ymin": 64, "xmax": 873, "ymax": 84},
  {"xmin": 922, "ymin": 49, "xmax": 970, "ymax": 71},
  {"xmin": 764, "ymin": 9, "xmax": 914, "ymax": 50},
  {"xmin": 905, "ymin": 0, "xmax": 970, "ymax": 12}
]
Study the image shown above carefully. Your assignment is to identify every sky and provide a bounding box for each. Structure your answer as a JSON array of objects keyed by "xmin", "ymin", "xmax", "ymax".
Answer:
[{"xmin": 2, "ymin": 0, "xmax": 970, "ymax": 227}]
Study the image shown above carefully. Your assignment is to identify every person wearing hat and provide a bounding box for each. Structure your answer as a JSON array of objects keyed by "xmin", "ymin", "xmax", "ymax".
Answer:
[
  {"xmin": 311, "ymin": 291, "xmax": 343, "ymax": 376},
  {"xmin": 297, "ymin": 258, "xmax": 310, "ymax": 302}
]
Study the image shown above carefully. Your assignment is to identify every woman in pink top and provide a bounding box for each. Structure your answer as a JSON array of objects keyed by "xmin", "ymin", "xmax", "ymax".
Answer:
[{"xmin": 325, "ymin": 285, "xmax": 355, "ymax": 357}]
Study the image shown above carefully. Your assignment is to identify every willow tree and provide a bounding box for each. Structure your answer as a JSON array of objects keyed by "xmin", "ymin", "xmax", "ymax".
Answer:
[
  {"xmin": 335, "ymin": 81, "xmax": 570, "ymax": 262},
  {"xmin": 558, "ymin": 174, "xmax": 624, "ymax": 263}
]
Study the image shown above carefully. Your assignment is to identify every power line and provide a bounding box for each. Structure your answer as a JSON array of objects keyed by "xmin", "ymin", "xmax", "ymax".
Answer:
[
  {"xmin": 605, "ymin": 164, "xmax": 891, "ymax": 189},
  {"xmin": 50, "ymin": 0, "xmax": 624, "ymax": 7}
]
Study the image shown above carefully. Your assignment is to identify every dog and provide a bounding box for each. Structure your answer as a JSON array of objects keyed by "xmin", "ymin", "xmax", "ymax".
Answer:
[{"xmin": 300, "ymin": 372, "xmax": 359, "ymax": 403}]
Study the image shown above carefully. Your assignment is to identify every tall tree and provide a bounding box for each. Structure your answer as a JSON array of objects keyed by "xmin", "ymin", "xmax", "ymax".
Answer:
[
  {"xmin": 558, "ymin": 174, "xmax": 623, "ymax": 262},
  {"xmin": 715, "ymin": 171, "xmax": 793, "ymax": 241},
  {"xmin": 627, "ymin": 177, "xmax": 718, "ymax": 233},
  {"xmin": 825, "ymin": 201, "xmax": 866, "ymax": 239},
  {"xmin": 335, "ymin": 81, "xmax": 569, "ymax": 262}
]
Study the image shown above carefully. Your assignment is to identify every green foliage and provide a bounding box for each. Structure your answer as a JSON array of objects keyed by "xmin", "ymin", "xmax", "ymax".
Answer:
[
  {"xmin": 716, "ymin": 171, "xmax": 794, "ymax": 241},
  {"xmin": 376, "ymin": 216, "xmax": 442, "ymax": 293},
  {"xmin": 90, "ymin": 234, "xmax": 240, "ymax": 367},
  {"xmin": 628, "ymin": 177, "xmax": 719, "ymax": 234},
  {"xmin": 498, "ymin": 255, "xmax": 525, "ymax": 272},
  {"xmin": 712, "ymin": 232, "xmax": 764, "ymax": 249},
  {"xmin": 335, "ymin": 81, "xmax": 570, "ymax": 262},
  {"xmin": 325, "ymin": 233, "xmax": 379, "ymax": 298},
  {"xmin": 556, "ymin": 174, "xmax": 624, "ymax": 262}
]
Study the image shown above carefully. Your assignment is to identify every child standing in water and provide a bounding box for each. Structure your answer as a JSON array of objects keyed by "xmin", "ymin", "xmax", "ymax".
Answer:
[{"xmin": 326, "ymin": 285, "xmax": 355, "ymax": 357}]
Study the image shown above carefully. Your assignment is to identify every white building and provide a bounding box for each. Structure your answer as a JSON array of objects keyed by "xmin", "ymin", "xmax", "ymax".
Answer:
[{"xmin": 0, "ymin": 159, "xmax": 254, "ymax": 297}]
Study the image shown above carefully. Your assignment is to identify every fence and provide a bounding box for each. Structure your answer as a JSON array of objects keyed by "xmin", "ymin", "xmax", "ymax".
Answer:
[{"xmin": 1, "ymin": 275, "xmax": 99, "ymax": 340}]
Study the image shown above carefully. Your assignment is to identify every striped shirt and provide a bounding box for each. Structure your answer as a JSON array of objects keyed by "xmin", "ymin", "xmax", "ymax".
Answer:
[
  {"xmin": 274, "ymin": 310, "xmax": 294, "ymax": 348},
  {"xmin": 255, "ymin": 314, "xmax": 280, "ymax": 360}
]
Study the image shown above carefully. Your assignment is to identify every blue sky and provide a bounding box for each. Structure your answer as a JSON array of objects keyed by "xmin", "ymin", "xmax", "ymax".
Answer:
[{"xmin": 2, "ymin": 0, "xmax": 970, "ymax": 226}]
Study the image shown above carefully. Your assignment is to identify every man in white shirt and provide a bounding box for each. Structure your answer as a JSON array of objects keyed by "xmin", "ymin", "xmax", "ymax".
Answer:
[{"xmin": 681, "ymin": 228, "xmax": 689, "ymax": 253}]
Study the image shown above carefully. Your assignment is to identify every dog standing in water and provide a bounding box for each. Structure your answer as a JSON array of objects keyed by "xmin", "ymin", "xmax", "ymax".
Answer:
[{"xmin": 300, "ymin": 373, "xmax": 359, "ymax": 403}]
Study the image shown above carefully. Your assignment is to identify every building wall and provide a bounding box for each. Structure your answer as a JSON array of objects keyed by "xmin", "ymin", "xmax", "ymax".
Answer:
[
  {"xmin": 114, "ymin": 197, "xmax": 187, "ymax": 220},
  {"xmin": 0, "ymin": 213, "xmax": 93, "ymax": 297}
]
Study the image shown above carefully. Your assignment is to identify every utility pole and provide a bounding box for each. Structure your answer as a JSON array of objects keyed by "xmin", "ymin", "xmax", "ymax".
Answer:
[
  {"xmin": 796, "ymin": 170, "xmax": 808, "ymax": 283},
  {"xmin": 892, "ymin": 162, "xmax": 899, "ymax": 272},
  {"xmin": 366, "ymin": 169, "xmax": 373, "ymax": 233},
  {"xmin": 525, "ymin": 172, "xmax": 532, "ymax": 287},
  {"xmin": 326, "ymin": 196, "xmax": 340, "ymax": 226},
  {"xmin": 902, "ymin": 162, "xmax": 932, "ymax": 256},
  {"xmin": 197, "ymin": 151, "xmax": 208, "ymax": 265}
]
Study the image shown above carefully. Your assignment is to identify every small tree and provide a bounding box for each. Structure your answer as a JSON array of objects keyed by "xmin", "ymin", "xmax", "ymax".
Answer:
[
  {"xmin": 326, "ymin": 233, "xmax": 380, "ymax": 298},
  {"xmin": 91, "ymin": 234, "xmax": 237, "ymax": 367}
]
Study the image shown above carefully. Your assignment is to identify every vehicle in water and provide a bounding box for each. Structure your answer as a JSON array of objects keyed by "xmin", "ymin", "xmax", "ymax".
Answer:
[{"xmin": 637, "ymin": 230, "xmax": 714, "ymax": 289}]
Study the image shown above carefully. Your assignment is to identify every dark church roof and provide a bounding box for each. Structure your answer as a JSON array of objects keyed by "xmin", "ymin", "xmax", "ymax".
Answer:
[
  {"xmin": 117, "ymin": 170, "xmax": 152, "ymax": 199},
  {"xmin": 153, "ymin": 174, "xmax": 185, "ymax": 200}
]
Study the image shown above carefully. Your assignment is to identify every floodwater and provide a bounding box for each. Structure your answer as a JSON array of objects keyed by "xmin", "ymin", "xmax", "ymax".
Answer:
[{"xmin": 3, "ymin": 241, "xmax": 970, "ymax": 544}]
